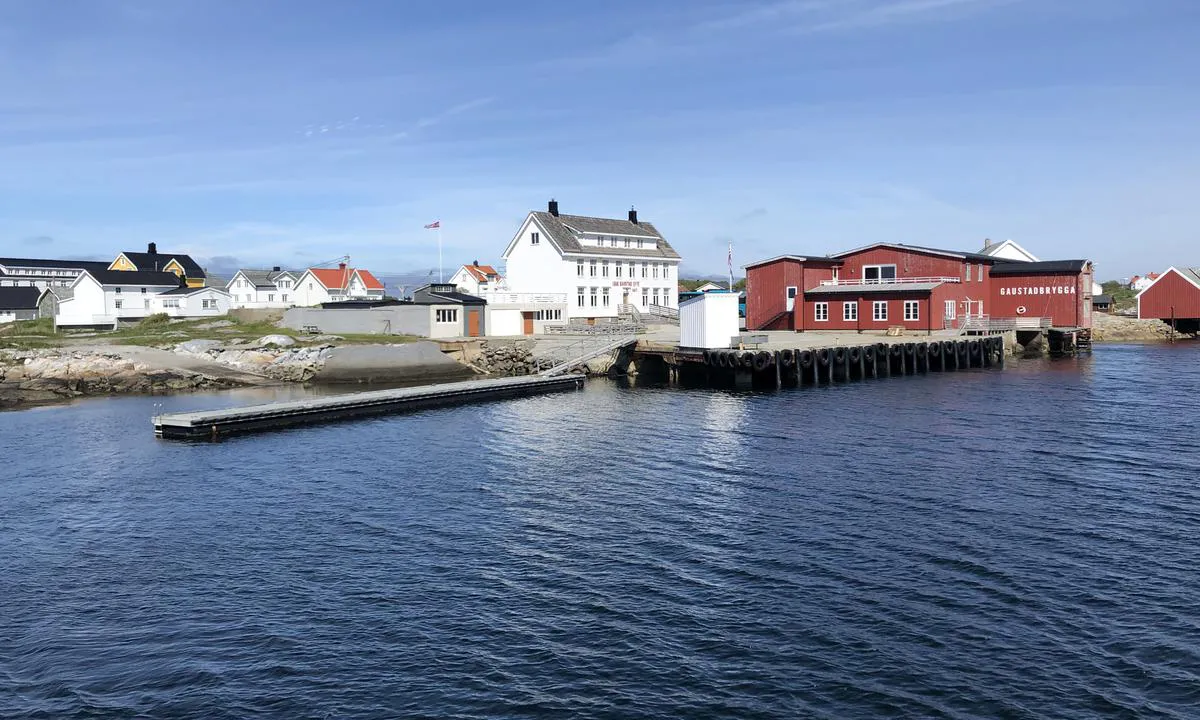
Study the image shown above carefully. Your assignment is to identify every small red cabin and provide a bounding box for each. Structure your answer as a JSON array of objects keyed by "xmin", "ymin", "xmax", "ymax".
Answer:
[{"xmin": 1137, "ymin": 267, "xmax": 1200, "ymax": 333}]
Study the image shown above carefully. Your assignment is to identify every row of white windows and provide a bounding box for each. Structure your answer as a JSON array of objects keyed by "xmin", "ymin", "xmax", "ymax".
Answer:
[
  {"xmin": 530, "ymin": 230, "xmax": 650, "ymax": 251},
  {"xmin": 112, "ymin": 298, "xmax": 219, "ymax": 310},
  {"xmin": 435, "ymin": 308, "xmax": 458, "ymax": 323},
  {"xmin": 2, "ymin": 268, "xmax": 75, "ymax": 277},
  {"xmin": 234, "ymin": 278, "xmax": 293, "ymax": 289},
  {"xmin": 234, "ymin": 294, "xmax": 289, "ymax": 303},
  {"xmin": 576, "ymin": 287, "xmax": 671, "ymax": 308},
  {"xmin": 812, "ymin": 300, "xmax": 923, "ymax": 322},
  {"xmin": 577, "ymin": 260, "xmax": 670, "ymax": 279},
  {"xmin": 534, "ymin": 309, "xmax": 562, "ymax": 321},
  {"xmin": 591, "ymin": 235, "xmax": 647, "ymax": 249}
]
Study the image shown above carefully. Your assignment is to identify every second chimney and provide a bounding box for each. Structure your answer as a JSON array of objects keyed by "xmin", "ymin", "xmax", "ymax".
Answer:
[
  {"xmin": 548, "ymin": 199, "xmax": 559, "ymax": 217},
  {"xmin": 272, "ymin": 266, "xmax": 281, "ymax": 272},
  {"xmin": 338, "ymin": 262, "xmax": 347, "ymax": 271},
  {"xmin": 148, "ymin": 242, "xmax": 157, "ymax": 254},
  {"xmin": 628, "ymin": 207, "xmax": 638, "ymax": 224}
]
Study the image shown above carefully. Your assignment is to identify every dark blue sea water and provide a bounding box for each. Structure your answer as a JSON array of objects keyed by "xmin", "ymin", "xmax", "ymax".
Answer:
[{"xmin": 2, "ymin": 344, "xmax": 1199, "ymax": 719}]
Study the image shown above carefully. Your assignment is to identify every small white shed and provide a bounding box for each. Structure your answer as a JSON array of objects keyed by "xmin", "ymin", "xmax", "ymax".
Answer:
[{"xmin": 680, "ymin": 292, "xmax": 740, "ymax": 349}]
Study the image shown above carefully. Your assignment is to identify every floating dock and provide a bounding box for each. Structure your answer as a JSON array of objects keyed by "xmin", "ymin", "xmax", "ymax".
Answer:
[
  {"xmin": 636, "ymin": 335, "xmax": 1008, "ymax": 389},
  {"xmin": 153, "ymin": 374, "xmax": 584, "ymax": 440}
]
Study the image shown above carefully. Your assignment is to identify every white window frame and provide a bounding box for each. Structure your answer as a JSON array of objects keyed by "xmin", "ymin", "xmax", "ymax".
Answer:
[
  {"xmin": 589, "ymin": 260, "xmax": 597, "ymax": 277},
  {"xmin": 814, "ymin": 302, "xmax": 829, "ymax": 322},
  {"xmin": 602, "ymin": 288, "xmax": 610, "ymax": 307},
  {"xmin": 843, "ymin": 301, "xmax": 858, "ymax": 321},
  {"xmin": 904, "ymin": 300, "xmax": 919, "ymax": 321},
  {"xmin": 863, "ymin": 265, "xmax": 896, "ymax": 284},
  {"xmin": 435, "ymin": 308, "xmax": 459, "ymax": 323},
  {"xmin": 615, "ymin": 264, "xmax": 623, "ymax": 278},
  {"xmin": 590, "ymin": 287, "xmax": 598, "ymax": 307},
  {"xmin": 977, "ymin": 263, "xmax": 984, "ymax": 282},
  {"xmin": 577, "ymin": 261, "xmax": 584, "ymax": 277},
  {"xmin": 602, "ymin": 261, "xmax": 609, "ymax": 278},
  {"xmin": 530, "ymin": 232, "xmax": 540, "ymax": 245},
  {"xmin": 944, "ymin": 300, "xmax": 956, "ymax": 320},
  {"xmin": 577, "ymin": 287, "xmax": 585, "ymax": 307},
  {"xmin": 873, "ymin": 301, "xmax": 888, "ymax": 321}
]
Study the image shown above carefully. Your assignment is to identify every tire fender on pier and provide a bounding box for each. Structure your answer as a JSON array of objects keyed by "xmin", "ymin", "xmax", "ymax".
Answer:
[
  {"xmin": 849, "ymin": 346, "xmax": 862, "ymax": 363},
  {"xmin": 780, "ymin": 348, "xmax": 796, "ymax": 367},
  {"xmin": 890, "ymin": 344, "xmax": 903, "ymax": 357},
  {"xmin": 817, "ymin": 348, "xmax": 831, "ymax": 366},
  {"xmin": 740, "ymin": 351, "xmax": 756, "ymax": 369},
  {"xmin": 753, "ymin": 351, "xmax": 773, "ymax": 372},
  {"xmin": 957, "ymin": 341, "xmax": 969, "ymax": 356},
  {"xmin": 903, "ymin": 343, "xmax": 916, "ymax": 357},
  {"xmin": 799, "ymin": 350, "xmax": 814, "ymax": 368},
  {"xmin": 969, "ymin": 340, "xmax": 982, "ymax": 357},
  {"xmin": 916, "ymin": 343, "xmax": 928, "ymax": 358},
  {"xmin": 833, "ymin": 347, "xmax": 847, "ymax": 365}
]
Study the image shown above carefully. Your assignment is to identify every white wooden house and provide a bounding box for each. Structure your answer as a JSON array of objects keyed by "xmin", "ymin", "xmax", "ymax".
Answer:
[
  {"xmin": 292, "ymin": 264, "xmax": 386, "ymax": 306},
  {"xmin": 226, "ymin": 268, "xmax": 300, "ymax": 308}
]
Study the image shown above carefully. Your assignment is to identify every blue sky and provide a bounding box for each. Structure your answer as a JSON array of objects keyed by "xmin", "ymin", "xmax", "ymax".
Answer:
[{"xmin": 1, "ymin": 0, "xmax": 1197, "ymax": 280}]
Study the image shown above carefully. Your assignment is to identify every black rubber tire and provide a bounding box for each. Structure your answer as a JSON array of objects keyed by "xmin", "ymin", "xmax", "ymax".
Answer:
[
  {"xmin": 799, "ymin": 350, "xmax": 814, "ymax": 368},
  {"xmin": 753, "ymin": 351, "xmax": 773, "ymax": 372},
  {"xmin": 741, "ymin": 351, "xmax": 756, "ymax": 369},
  {"xmin": 833, "ymin": 347, "xmax": 847, "ymax": 364},
  {"xmin": 916, "ymin": 342, "xmax": 928, "ymax": 357},
  {"xmin": 780, "ymin": 348, "xmax": 796, "ymax": 367},
  {"xmin": 890, "ymin": 344, "xmax": 903, "ymax": 357},
  {"xmin": 903, "ymin": 343, "xmax": 916, "ymax": 357},
  {"xmin": 817, "ymin": 348, "xmax": 831, "ymax": 366},
  {"xmin": 849, "ymin": 346, "xmax": 862, "ymax": 363},
  {"xmin": 969, "ymin": 340, "xmax": 981, "ymax": 356}
]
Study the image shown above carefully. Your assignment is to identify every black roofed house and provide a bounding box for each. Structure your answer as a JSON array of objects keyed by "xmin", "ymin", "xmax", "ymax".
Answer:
[
  {"xmin": 1092, "ymin": 294, "xmax": 1114, "ymax": 313},
  {"xmin": 109, "ymin": 243, "xmax": 207, "ymax": 288},
  {"xmin": 497, "ymin": 199, "xmax": 682, "ymax": 333},
  {"xmin": 0, "ymin": 286, "xmax": 49, "ymax": 323},
  {"xmin": 409, "ymin": 283, "xmax": 487, "ymax": 338}
]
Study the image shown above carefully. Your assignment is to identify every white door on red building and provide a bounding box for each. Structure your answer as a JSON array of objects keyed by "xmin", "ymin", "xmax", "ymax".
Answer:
[{"xmin": 786, "ymin": 286, "xmax": 797, "ymax": 312}]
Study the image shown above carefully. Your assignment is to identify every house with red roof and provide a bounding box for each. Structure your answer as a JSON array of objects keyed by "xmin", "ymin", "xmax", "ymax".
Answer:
[
  {"xmin": 449, "ymin": 261, "xmax": 502, "ymax": 296},
  {"xmin": 1131, "ymin": 272, "xmax": 1161, "ymax": 292},
  {"xmin": 292, "ymin": 263, "xmax": 386, "ymax": 306}
]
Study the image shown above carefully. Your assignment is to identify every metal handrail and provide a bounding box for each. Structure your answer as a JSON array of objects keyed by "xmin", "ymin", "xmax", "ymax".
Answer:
[{"xmin": 820, "ymin": 276, "xmax": 962, "ymax": 286}]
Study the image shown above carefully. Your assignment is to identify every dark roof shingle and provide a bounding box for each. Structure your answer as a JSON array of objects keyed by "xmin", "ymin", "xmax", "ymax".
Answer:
[
  {"xmin": 0, "ymin": 286, "xmax": 42, "ymax": 310},
  {"xmin": 118, "ymin": 251, "xmax": 205, "ymax": 278},
  {"xmin": 531, "ymin": 211, "xmax": 681, "ymax": 260},
  {"xmin": 989, "ymin": 260, "xmax": 1089, "ymax": 275},
  {"xmin": 85, "ymin": 269, "xmax": 185, "ymax": 286}
]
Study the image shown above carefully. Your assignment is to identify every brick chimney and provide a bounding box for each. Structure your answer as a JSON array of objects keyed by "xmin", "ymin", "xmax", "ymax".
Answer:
[
  {"xmin": 628, "ymin": 207, "xmax": 638, "ymax": 224},
  {"xmin": 338, "ymin": 262, "xmax": 346, "ymax": 271},
  {"xmin": 548, "ymin": 199, "xmax": 559, "ymax": 217}
]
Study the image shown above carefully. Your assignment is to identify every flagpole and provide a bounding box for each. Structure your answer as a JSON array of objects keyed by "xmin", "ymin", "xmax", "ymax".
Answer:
[
  {"xmin": 728, "ymin": 241, "xmax": 734, "ymax": 292},
  {"xmin": 438, "ymin": 222, "xmax": 443, "ymax": 282}
]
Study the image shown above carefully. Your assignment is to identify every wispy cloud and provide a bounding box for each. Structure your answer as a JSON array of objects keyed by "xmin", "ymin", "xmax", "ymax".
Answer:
[{"xmin": 22, "ymin": 234, "xmax": 55, "ymax": 246}]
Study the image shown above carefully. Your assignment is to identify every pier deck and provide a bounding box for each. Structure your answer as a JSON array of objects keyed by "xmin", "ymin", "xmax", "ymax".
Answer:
[{"xmin": 153, "ymin": 374, "xmax": 584, "ymax": 440}]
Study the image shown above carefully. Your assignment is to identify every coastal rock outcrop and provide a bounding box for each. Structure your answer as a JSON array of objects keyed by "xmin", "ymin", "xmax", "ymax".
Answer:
[{"xmin": 1092, "ymin": 313, "xmax": 1194, "ymax": 343}]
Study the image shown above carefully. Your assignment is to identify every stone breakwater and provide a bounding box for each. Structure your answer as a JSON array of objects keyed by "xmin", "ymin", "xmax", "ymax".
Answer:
[
  {"xmin": 1091, "ymin": 313, "xmax": 1196, "ymax": 343},
  {"xmin": 0, "ymin": 350, "xmax": 249, "ymax": 409},
  {"xmin": 472, "ymin": 340, "xmax": 539, "ymax": 376},
  {"xmin": 173, "ymin": 338, "xmax": 334, "ymax": 382}
]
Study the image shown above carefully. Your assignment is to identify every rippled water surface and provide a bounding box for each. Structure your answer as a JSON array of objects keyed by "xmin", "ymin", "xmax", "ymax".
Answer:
[{"xmin": 3, "ymin": 344, "xmax": 1200, "ymax": 718}]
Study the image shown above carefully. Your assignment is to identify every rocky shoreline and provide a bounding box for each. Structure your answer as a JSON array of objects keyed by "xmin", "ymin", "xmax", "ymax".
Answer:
[{"xmin": 1091, "ymin": 313, "xmax": 1196, "ymax": 343}]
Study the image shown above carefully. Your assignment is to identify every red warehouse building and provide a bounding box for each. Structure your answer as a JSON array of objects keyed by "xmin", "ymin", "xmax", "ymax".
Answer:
[
  {"xmin": 745, "ymin": 243, "xmax": 1093, "ymax": 333},
  {"xmin": 1136, "ymin": 267, "xmax": 1200, "ymax": 334}
]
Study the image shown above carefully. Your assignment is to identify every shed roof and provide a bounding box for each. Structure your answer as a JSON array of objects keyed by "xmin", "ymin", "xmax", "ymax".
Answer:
[
  {"xmin": 0, "ymin": 286, "xmax": 43, "ymax": 310},
  {"xmin": 84, "ymin": 269, "xmax": 185, "ymax": 286},
  {"xmin": 831, "ymin": 242, "xmax": 1010, "ymax": 264},
  {"xmin": 989, "ymin": 260, "xmax": 1089, "ymax": 275},
  {"xmin": 743, "ymin": 254, "xmax": 843, "ymax": 270},
  {"xmin": 0, "ymin": 257, "xmax": 110, "ymax": 271}
]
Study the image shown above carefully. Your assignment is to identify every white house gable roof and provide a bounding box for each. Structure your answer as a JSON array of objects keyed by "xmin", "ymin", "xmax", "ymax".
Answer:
[
  {"xmin": 980, "ymin": 239, "xmax": 1039, "ymax": 262},
  {"xmin": 503, "ymin": 206, "xmax": 681, "ymax": 261}
]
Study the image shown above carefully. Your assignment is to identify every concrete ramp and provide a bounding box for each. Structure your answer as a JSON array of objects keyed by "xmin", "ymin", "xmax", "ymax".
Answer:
[{"xmin": 312, "ymin": 342, "xmax": 474, "ymax": 384}]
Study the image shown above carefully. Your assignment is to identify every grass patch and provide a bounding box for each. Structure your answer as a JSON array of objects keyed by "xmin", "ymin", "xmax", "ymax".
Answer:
[
  {"xmin": 0, "ymin": 318, "xmax": 64, "ymax": 349},
  {"xmin": 106, "ymin": 314, "xmax": 420, "ymax": 347}
]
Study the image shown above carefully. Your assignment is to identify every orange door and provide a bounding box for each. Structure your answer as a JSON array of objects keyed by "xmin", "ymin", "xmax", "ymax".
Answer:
[
  {"xmin": 522, "ymin": 312, "xmax": 534, "ymax": 335},
  {"xmin": 467, "ymin": 309, "xmax": 481, "ymax": 337}
]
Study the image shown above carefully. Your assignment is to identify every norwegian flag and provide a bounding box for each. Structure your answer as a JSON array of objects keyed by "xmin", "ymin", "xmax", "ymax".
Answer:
[{"xmin": 424, "ymin": 220, "xmax": 440, "ymax": 229}]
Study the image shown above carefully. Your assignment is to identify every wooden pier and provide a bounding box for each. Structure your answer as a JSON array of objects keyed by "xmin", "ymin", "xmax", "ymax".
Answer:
[
  {"xmin": 636, "ymin": 336, "xmax": 1008, "ymax": 389},
  {"xmin": 153, "ymin": 374, "xmax": 584, "ymax": 440}
]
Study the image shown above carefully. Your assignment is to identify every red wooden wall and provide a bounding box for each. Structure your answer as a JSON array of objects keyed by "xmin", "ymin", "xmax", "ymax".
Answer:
[{"xmin": 1137, "ymin": 270, "xmax": 1200, "ymax": 320}]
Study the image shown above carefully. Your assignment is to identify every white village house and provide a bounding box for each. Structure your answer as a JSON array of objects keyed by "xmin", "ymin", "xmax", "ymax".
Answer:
[
  {"xmin": 226, "ymin": 267, "xmax": 300, "ymax": 309},
  {"xmin": 449, "ymin": 262, "xmax": 502, "ymax": 296},
  {"xmin": 493, "ymin": 200, "xmax": 682, "ymax": 334},
  {"xmin": 291, "ymin": 264, "xmax": 386, "ymax": 306},
  {"xmin": 54, "ymin": 269, "xmax": 231, "ymax": 329}
]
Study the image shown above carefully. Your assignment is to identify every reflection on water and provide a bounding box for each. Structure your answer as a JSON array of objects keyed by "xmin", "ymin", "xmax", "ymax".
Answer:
[{"xmin": 1, "ymin": 345, "xmax": 1199, "ymax": 718}]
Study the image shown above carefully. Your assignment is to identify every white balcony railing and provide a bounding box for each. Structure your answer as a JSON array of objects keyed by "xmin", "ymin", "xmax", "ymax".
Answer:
[{"xmin": 819, "ymin": 277, "xmax": 963, "ymax": 286}]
